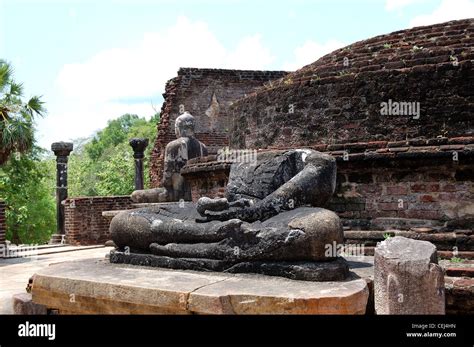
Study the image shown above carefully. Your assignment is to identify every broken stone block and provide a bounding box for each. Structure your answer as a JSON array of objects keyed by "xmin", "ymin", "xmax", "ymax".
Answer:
[
  {"xmin": 13, "ymin": 293, "xmax": 47, "ymax": 315},
  {"xmin": 374, "ymin": 236, "xmax": 445, "ymax": 314}
]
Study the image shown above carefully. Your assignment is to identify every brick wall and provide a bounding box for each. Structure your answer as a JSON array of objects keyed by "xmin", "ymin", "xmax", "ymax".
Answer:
[
  {"xmin": 445, "ymin": 276, "xmax": 474, "ymax": 314},
  {"xmin": 328, "ymin": 148, "xmax": 473, "ymax": 233},
  {"xmin": 181, "ymin": 157, "xmax": 232, "ymax": 202},
  {"xmin": 150, "ymin": 67, "xmax": 288, "ymax": 188},
  {"xmin": 0, "ymin": 200, "xmax": 6, "ymax": 244},
  {"xmin": 229, "ymin": 19, "xmax": 473, "ymax": 149},
  {"xmin": 64, "ymin": 196, "xmax": 134, "ymax": 245}
]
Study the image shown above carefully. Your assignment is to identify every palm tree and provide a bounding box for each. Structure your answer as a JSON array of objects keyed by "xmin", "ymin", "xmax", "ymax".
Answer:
[{"xmin": 0, "ymin": 60, "xmax": 45, "ymax": 165}]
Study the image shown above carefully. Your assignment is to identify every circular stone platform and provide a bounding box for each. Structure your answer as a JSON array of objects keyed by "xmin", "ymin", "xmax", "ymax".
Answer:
[{"xmin": 31, "ymin": 258, "xmax": 369, "ymax": 314}]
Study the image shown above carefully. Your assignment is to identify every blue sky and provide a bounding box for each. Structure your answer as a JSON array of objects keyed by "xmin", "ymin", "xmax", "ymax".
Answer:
[{"xmin": 1, "ymin": 0, "xmax": 473, "ymax": 149}]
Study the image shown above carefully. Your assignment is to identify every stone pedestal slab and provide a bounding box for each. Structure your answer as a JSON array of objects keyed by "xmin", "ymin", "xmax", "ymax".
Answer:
[{"xmin": 31, "ymin": 258, "xmax": 369, "ymax": 314}]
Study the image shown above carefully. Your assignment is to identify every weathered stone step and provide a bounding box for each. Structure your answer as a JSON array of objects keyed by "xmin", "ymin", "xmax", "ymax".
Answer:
[
  {"xmin": 444, "ymin": 276, "xmax": 474, "ymax": 314},
  {"xmin": 445, "ymin": 267, "xmax": 474, "ymax": 277}
]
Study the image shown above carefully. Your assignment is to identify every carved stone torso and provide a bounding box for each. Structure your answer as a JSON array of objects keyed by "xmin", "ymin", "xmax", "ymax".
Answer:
[
  {"xmin": 225, "ymin": 150, "xmax": 307, "ymax": 202},
  {"xmin": 163, "ymin": 136, "xmax": 208, "ymax": 201}
]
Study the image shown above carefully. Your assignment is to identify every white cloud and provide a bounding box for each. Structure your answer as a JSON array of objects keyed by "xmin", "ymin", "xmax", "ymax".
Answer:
[
  {"xmin": 282, "ymin": 39, "xmax": 345, "ymax": 71},
  {"xmin": 56, "ymin": 16, "xmax": 274, "ymax": 102},
  {"xmin": 68, "ymin": 8, "xmax": 77, "ymax": 18},
  {"xmin": 385, "ymin": 0, "xmax": 424, "ymax": 11},
  {"xmin": 40, "ymin": 16, "xmax": 275, "ymax": 149},
  {"xmin": 409, "ymin": 0, "xmax": 474, "ymax": 27},
  {"xmin": 226, "ymin": 34, "xmax": 274, "ymax": 70}
]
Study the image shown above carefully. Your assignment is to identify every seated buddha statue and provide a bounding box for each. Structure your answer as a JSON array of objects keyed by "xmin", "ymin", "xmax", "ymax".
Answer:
[
  {"xmin": 131, "ymin": 111, "xmax": 208, "ymax": 202},
  {"xmin": 110, "ymin": 145, "xmax": 348, "ymax": 281}
]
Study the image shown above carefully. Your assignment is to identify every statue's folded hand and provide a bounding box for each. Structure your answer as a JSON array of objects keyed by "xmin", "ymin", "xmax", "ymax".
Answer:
[
  {"xmin": 196, "ymin": 197, "xmax": 229, "ymax": 216},
  {"xmin": 229, "ymin": 198, "xmax": 253, "ymax": 208},
  {"xmin": 203, "ymin": 208, "xmax": 240, "ymax": 220},
  {"xmin": 197, "ymin": 203, "xmax": 264, "ymax": 224}
]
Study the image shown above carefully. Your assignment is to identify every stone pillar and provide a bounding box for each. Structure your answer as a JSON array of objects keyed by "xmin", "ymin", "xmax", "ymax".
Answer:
[
  {"xmin": 0, "ymin": 200, "xmax": 6, "ymax": 245},
  {"xmin": 129, "ymin": 138, "xmax": 148, "ymax": 190},
  {"xmin": 374, "ymin": 236, "xmax": 445, "ymax": 314},
  {"xmin": 51, "ymin": 142, "xmax": 73, "ymax": 240}
]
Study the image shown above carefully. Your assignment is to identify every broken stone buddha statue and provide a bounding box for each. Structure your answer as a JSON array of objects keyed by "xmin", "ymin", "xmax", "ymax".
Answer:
[
  {"xmin": 131, "ymin": 111, "xmax": 208, "ymax": 203},
  {"xmin": 110, "ymin": 149, "xmax": 349, "ymax": 281}
]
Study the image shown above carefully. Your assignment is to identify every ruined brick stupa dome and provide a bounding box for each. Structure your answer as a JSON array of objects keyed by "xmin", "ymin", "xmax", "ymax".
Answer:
[{"xmin": 229, "ymin": 19, "xmax": 473, "ymax": 149}]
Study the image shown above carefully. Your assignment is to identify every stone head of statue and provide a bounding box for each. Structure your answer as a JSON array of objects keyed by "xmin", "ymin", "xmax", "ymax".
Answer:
[{"xmin": 175, "ymin": 112, "xmax": 196, "ymax": 138}]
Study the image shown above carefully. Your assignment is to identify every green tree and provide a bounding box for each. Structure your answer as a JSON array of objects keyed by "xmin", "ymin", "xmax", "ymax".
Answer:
[
  {"xmin": 68, "ymin": 113, "xmax": 158, "ymax": 197},
  {"xmin": 0, "ymin": 148, "xmax": 55, "ymax": 244},
  {"xmin": 86, "ymin": 113, "xmax": 141, "ymax": 161},
  {"xmin": 0, "ymin": 60, "xmax": 45, "ymax": 165},
  {"xmin": 95, "ymin": 143, "xmax": 135, "ymax": 195}
]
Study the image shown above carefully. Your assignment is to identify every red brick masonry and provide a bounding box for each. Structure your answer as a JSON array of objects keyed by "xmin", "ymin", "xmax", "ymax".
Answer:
[
  {"xmin": 230, "ymin": 19, "xmax": 473, "ymax": 149},
  {"xmin": 445, "ymin": 276, "xmax": 474, "ymax": 314},
  {"xmin": 64, "ymin": 196, "xmax": 134, "ymax": 245}
]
